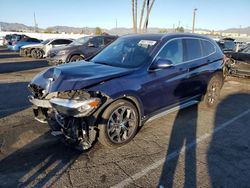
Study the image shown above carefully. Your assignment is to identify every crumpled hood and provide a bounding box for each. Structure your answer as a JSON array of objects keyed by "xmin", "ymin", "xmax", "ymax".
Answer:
[
  {"xmin": 21, "ymin": 43, "xmax": 43, "ymax": 49},
  {"xmin": 30, "ymin": 61, "xmax": 134, "ymax": 93}
]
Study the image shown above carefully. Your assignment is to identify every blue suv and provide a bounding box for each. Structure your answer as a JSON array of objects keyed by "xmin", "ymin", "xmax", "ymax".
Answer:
[{"xmin": 29, "ymin": 33, "xmax": 224, "ymax": 150}]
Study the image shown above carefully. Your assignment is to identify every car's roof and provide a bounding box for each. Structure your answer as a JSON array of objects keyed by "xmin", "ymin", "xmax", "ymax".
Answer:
[
  {"xmin": 48, "ymin": 38, "xmax": 73, "ymax": 40},
  {"xmin": 121, "ymin": 33, "xmax": 213, "ymax": 41}
]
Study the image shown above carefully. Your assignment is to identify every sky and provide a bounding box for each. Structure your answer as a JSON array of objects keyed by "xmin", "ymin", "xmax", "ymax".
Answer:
[{"xmin": 0, "ymin": 0, "xmax": 249, "ymax": 30}]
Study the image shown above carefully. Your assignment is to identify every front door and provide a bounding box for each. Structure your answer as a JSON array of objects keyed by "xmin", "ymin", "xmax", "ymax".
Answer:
[{"xmin": 140, "ymin": 38, "xmax": 189, "ymax": 115}]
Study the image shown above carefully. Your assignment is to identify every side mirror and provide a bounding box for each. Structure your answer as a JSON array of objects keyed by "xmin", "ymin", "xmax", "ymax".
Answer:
[
  {"xmin": 150, "ymin": 58, "xmax": 173, "ymax": 70},
  {"xmin": 88, "ymin": 43, "xmax": 95, "ymax": 47}
]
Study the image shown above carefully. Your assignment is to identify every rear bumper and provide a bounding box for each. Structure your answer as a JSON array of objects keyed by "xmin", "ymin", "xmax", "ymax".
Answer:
[{"xmin": 7, "ymin": 45, "xmax": 19, "ymax": 51}]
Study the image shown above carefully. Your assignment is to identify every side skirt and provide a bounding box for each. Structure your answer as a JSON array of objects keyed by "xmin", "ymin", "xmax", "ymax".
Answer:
[{"xmin": 143, "ymin": 99, "xmax": 199, "ymax": 124}]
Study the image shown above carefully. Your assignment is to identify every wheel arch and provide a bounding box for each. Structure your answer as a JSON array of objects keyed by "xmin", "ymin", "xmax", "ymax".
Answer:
[
  {"xmin": 92, "ymin": 94, "xmax": 144, "ymax": 128},
  {"xmin": 67, "ymin": 53, "xmax": 85, "ymax": 62}
]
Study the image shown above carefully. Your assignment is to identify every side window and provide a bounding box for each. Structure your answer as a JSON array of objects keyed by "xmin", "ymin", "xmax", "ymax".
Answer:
[
  {"xmin": 54, "ymin": 39, "xmax": 72, "ymax": 45},
  {"xmin": 63, "ymin": 39, "xmax": 72, "ymax": 44},
  {"xmin": 89, "ymin": 37, "xmax": 105, "ymax": 48},
  {"xmin": 32, "ymin": 38, "xmax": 40, "ymax": 42},
  {"xmin": 156, "ymin": 39, "xmax": 183, "ymax": 65},
  {"xmin": 51, "ymin": 40, "xmax": 60, "ymax": 45},
  {"xmin": 201, "ymin": 40, "xmax": 216, "ymax": 56},
  {"xmin": 28, "ymin": 38, "xmax": 38, "ymax": 42},
  {"xmin": 184, "ymin": 39, "xmax": 202, "ymax": 61}
]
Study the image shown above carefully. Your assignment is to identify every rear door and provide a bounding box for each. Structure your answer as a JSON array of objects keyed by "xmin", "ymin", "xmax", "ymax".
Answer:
[{"xmin": 183, "ymin": 38, "xmax": 215, "ymax": 97}]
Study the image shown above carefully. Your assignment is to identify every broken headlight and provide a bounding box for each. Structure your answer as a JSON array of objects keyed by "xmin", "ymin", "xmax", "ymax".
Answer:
[{"xmin": 49, "ymin": 97, "xmax": 100, "ymax": 117}]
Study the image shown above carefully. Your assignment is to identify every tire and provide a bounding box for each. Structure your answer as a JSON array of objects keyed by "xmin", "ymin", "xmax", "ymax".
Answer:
[
  {"xmin": 200, "ymin": 74, "xmax": 223, "ymax": 108},
  {"xmin": 98, "ymin": 99, "xmax": 139, "ymax": 148},
  {"xmin": 31, "ymin": 49, "xmax": 37, "ymax": 59},
  {"xmin": 36, "ymin": 49, "xmax": 44, "ymax": 59},
  {"xmin": 69, "ymin": 55, "xmax": 84, "ymax": 62}
]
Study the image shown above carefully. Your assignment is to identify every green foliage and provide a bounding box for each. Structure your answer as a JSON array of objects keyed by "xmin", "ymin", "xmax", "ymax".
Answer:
[
  {"xmin": 175, "ymin": 26, "xmax": 184, "ymax": 32},
  {"xmin": 95, "ymin": 27, "xmax": 102, "ymax": 35},
  {"xmin": 44, "ymin": 28, "xmax": 53, "ymax": 33},
  {"xmin": 159, "ymin": 28, "xmax": 168, "ymax": 33}
]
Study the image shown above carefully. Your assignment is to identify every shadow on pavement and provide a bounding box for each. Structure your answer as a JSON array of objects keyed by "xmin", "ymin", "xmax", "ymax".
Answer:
[
  {"xmin": 0, "ymin": 60, "xmax": 49, "ymax": 74},
  {"xmin": 158, "ymin": 104, "xmax": 198, "ymax": 187},
  {"xmin": 0, "ymin": 132, "xmax": 81, "ymax": 187},
  {"xmin": 0, "ymin": 82, "xmax": 31, "ymax": 119},
  {"xmin": 0, "ymin": 53, "xmax": 21, "ymax": 58},
  {"xmin": 207, "ymin": 93, "xmax": 250, "ymax": 187}
]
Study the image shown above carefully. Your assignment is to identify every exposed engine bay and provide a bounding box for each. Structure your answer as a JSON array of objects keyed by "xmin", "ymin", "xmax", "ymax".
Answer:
[{"xmin": 28, "ymin": 85, "xmax": 106, "ymax": 150}]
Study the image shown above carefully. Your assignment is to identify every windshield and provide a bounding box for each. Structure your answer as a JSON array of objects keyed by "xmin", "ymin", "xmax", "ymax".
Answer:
[
  {"xmin": 41, "ymin": 39, "xmax": 51, "ymax": 44},
  {"xmin": 242, "ymin": 46, "xmax": 250, "ymax": 53},
  {"xmin": 91, "ymin": 37, "xmax": 158, "ymax": 68},
  {"xmin": 70, "ymin": 36, "xmax": 92, "ymax": 45}
]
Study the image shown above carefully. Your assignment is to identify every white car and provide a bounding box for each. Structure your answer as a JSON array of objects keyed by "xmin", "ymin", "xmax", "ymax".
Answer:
[
  {"xmin": 0, "ymin": 36, "xmax": 4, "ymax": 46},
  {"xmin": 20, "ymin": 38, "xmax": 73, "ymax": 59}
]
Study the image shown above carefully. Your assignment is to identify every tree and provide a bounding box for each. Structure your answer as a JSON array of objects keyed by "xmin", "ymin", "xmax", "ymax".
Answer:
[
  {"xmin": 132, "ymin": 0, "xmax": 155, "ymax": 33},
  {"xmin": 175, "ymin": 26, "xmax": 184, "ymax": 32},
  {"xmin": 95, "ymin": 27, "xmax": 102, "ymax": 35},
  {"xmin": 159, "ymin": 28, "xmax": 168, "ymax": 33},
  {"xmin": 44, "ymin": 28, "xmax": 53, "ymax": 33}
]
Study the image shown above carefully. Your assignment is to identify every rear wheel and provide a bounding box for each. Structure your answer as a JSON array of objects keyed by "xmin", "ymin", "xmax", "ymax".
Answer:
[
  {"xmin": 69, "ymin": 55, "xmax": 84, "ymax": 62},
  {"xmin": 200, "ymin": 74, "xmax": 223, "ymax": 108},
  {"xmin": 98, "ymin": 100, "xmax": 139, "ymax": 148}
]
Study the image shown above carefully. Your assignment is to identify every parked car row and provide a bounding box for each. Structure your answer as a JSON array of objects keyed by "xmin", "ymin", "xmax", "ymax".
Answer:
[
  {"xmin": 46, "ymin": 35, "xmax": 118, "ymax": 65},
  {"xmin": 28, "ymin": 33, "xmax": 225, "ymax": 151}
]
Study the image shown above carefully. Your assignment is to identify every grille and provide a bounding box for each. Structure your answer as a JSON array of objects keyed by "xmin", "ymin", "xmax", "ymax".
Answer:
[{"xmin": 29, "ymin": 84, "xmax": 45, "ymax": 99}]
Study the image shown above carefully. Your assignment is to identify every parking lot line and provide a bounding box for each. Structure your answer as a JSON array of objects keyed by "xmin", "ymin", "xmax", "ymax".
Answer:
[{"xmin": 111, "ymin": 108, "xmax": 250, "ymax": 188}]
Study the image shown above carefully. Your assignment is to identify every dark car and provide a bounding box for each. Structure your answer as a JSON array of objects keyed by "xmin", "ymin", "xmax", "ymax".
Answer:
[
  {"xmin": 217, "ymin": 38, "xmax": 236, "ymax": 53},
  {"xmin": 28, "ymin": 33, "xmax": 224, "ymax": 150},
  {"xmin": 46, "ymin": 35, "xmax": 118, "ymax": 65},
  {"xmin": 225, "ymin": 46, "xmax": 250, "ymax": 77}
]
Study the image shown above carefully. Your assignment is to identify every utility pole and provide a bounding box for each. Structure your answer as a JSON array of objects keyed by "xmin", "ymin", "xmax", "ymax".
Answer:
[
  {"xmin": 34, "ymin": 12, "xmax": 38, "ymax": 32},
  {"xmin": 192, "ymin": 8, "xmax": 197, "ymax": 33}
]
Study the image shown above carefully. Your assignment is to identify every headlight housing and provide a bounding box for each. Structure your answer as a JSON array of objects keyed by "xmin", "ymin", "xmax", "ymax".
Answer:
[{"xmin": 49, "ymin": 97, "xmax": 100, "ymax": 117}]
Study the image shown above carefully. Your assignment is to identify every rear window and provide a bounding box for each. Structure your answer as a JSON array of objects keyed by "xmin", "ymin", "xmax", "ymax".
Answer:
[
  {"xmin": 184, "ymin": 39, "xmax": 202, "ymax": 61},
  {"xmin": 201, "ymin": 40, "xmax": 216, "ymax": 56}
]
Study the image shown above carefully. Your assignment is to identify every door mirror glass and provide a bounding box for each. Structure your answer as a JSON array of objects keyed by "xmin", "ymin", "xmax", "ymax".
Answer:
[{"xmin": 150, "ymin": 58, "xmax": 173, "ymax": 70}]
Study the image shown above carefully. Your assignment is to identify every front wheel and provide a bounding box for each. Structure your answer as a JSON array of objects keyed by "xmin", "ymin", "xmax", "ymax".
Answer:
[
  {"xmin": 31, "ymin": 49, "xmax": 37, "ymax": 59},
  {"xmin": 35, "ymin": 49, "xmax": 44, "ymax": 59},
  {"xmin": 98, "ymin": 100, "xmax": 139, "ymax": 148},
  {"xmin": 69, "ymin": 55, "xmax": 84, "ymax": 62}
]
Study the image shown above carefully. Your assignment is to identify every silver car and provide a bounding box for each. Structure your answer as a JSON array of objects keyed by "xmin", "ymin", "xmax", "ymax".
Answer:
[{"xmin": 20, "ymin": 38, "xmax": 73, "ymax": 59}]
